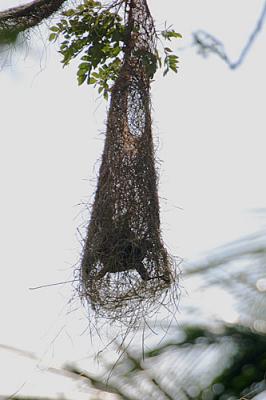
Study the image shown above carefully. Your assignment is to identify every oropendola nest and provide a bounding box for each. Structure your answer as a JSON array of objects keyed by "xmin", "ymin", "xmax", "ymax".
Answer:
[{"xmin": 78, "ymin": 0, "xmax": 179, "ymax": 325}]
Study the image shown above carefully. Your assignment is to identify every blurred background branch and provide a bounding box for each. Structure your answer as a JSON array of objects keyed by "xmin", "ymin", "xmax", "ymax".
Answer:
[
  {"xmin": 61, "ymin": 226, "xmax": 266, "ymax": 399},
  {"xmin": 193, "ymin": 1, "xmax": 266, "ymax": 69},
  {"xmin": 2, "ymin": 224, "xmax": 265, "ymax": 399}
]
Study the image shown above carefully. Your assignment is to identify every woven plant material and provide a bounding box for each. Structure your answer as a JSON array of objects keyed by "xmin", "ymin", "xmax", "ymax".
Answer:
[{"xmin": 80, "ymin": 0, "xmax": 175, "ymax": 322}]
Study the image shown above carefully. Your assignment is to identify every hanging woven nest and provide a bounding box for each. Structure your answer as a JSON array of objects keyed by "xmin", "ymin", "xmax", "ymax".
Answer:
[{"xmin": 79, "ymin": 0, "xmax": 178, "ymax": 323}]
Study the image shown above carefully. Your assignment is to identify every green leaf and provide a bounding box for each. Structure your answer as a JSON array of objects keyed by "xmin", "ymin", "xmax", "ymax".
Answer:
[
  {"xmin": 49, "ymin": 33, "xmax": 57, "ymax": 42},
  {"xmin": 81, "ymin": 55, "xmax": 90, "ymax": 61},
  {"xmin": 168, "ymin": 54, "xmax": 179, "ymax": 60},
  {"xmin": 63, "ymin": 9, "xmax": 75, "ymax": 17},
  {"xmin": 78, "ymin": 74, "xmax": 86, "ymax": 85},
  {"xmin": 162, "ymin": 29, "xmax": 182, "ymax": 40},
  {"xmin": 169, "ymin": 65, "xmax": 178, "ymax": 73},
  {"xmin": 88, "ymin": 77, "xmax": 97, "ymax": 84},
  {"xmin": 112, "ymin": 46, "xmax": 121, "ymax": 57},
  {"xmin": 169, "ymin": 31, "xmax": 182, "ymax": 38},
  {"xmin": 50, "ymin": 26, "xmax": 59, "ymax": 32},
  {"xmin": 78, "ymin": 62, "xmax": 90, "ymax": 70}
]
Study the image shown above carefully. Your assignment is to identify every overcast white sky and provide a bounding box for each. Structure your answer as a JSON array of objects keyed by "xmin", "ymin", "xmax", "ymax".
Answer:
[{"xmin": 1, "ymin": 0, "xmax": 266, "ymax": 398}]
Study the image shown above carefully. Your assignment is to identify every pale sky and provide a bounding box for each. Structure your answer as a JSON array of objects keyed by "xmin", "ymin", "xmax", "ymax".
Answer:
[{"xmin": 1, "ymin": 0, "xmax": 266, "ymax": 398}]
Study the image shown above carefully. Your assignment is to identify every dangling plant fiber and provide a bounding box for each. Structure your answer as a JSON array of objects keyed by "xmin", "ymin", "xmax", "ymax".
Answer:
[{"xmin": 79, "ymin": 0, "xmax": 179, "ymax": 324}]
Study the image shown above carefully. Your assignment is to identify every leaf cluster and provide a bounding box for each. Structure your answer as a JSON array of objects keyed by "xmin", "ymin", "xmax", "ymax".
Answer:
[
  {"xmin": 49, "ymin": 0, "xmax": 182, "ymax": 99},
  {"xmin": 49, "ymin": 0, "xmax": 125, "ymax": 99},
  {"xmin": 161, "ymin": 28, "xmax": 181, "ymax": 75}
]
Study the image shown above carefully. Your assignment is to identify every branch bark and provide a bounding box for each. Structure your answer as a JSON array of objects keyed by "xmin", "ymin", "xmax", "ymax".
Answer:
[{"xmin": 0, "ymin": 0, "xmax": 67, "ymax": 41}]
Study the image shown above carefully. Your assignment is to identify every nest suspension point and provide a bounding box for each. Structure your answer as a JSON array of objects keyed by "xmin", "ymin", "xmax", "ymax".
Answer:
[{"xmin": 79, "ymin": 0, "xmax": 178, "ymax": 323}]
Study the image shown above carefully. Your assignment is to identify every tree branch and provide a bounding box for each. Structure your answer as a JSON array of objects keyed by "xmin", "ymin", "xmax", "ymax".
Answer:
[
  {"xmin": 0, "ymin": 0, "xmax": 67, "ymax": 42},
  {"xmin": 193, "ymin": 0, "xmax": 266, "ymax": 69}
]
